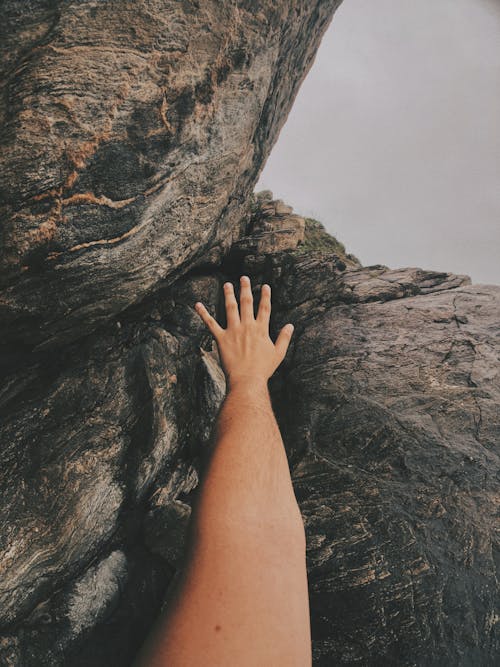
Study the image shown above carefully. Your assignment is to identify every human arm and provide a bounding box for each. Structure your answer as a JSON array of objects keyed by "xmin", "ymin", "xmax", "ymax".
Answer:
[{"xmin": 133, "ymin": 275, "xmax": 311, "ymax": 667}]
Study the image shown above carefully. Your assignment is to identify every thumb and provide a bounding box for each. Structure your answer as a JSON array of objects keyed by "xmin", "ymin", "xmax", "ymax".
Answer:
[{"xmin": 275, "ymin": 323, "xmax": 294, "ymax": 361}]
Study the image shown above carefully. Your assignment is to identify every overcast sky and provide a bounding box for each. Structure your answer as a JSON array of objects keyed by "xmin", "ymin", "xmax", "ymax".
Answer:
[{"xmin": 256, "ymin": 0, "xmax": 500, "ymax": 285}]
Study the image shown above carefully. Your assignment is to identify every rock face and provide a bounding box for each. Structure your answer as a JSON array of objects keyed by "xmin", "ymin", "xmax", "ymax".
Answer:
[
  {"xmin": 1, "ymin": 3, "xmax": 499, "ymax": 667},
  {"xmin": 279, "ymin": 270, "xmax": 500, "ymax": 666},
  {"xmin": 0, "ymin": 0, "xmax": 340, "ymax": 350}
]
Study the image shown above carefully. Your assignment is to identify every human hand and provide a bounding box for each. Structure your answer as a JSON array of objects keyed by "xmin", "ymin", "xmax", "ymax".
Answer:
[{"xmin": 194, "ymin": 275, "xmax": 294, "ymax": 389}]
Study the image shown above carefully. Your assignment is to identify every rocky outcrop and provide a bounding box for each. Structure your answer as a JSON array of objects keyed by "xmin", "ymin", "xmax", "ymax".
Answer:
[
  {"xmin": 0, "ymin": 0, "xmax": 341, "ymax": 350},
  {"xmin": 1, "ymin": 191, "xmax": 499, "ymax": 665},
  {"xmin": 274, "ymin": 266, "xmax": 500, "ymax": 666},
  {"xmin": 295, "ymin": 287, "xmax": 499, "ymax": 665},
  {"xmin": 1, "ymin": 3, "xmax": 499, "ymax": 666}
]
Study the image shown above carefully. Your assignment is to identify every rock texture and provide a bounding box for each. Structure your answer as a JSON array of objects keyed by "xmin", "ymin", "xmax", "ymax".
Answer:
[
  {"xmin": 0, "ymin": 0, "xmax": 340, "ymax": 350},
  {"xmin": 1, "ymin": 3, "xmax": 499, "ymax": 667},
  {"xmin": 279, "ymin": 271, "xmax": 500, "ymax": 666}
]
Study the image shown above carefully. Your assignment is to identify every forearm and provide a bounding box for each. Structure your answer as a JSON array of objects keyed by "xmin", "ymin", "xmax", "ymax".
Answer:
[
  {"xmin": 134, "ymin": 377, "xmax": 309, "ymax": 666},
  {"xmin": 189, "ymin": 378, "xmax": 304, "ymax": 546}
]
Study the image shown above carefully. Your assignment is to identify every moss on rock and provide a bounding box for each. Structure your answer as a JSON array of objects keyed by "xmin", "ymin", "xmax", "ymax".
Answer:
[{"xmin": 293, "ymin": 217, "xmax": 361, "ymax": 265}]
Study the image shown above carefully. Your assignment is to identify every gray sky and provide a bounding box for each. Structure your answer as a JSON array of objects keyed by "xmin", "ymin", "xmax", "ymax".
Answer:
[{"xmin": 256, "ymin": 0, "xmax": 500, "ymax": 285}]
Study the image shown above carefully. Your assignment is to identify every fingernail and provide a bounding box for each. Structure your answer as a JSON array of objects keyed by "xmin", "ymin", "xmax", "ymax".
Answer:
[
  {"xmin": 224, "ymin": 282, "xmax": 232, "ymax": 288},
  {"xmin": 241, "ymin": 275, "xmax": 249, "ymax": 282},
  {"xmin": 287, "ymin": 323, "xmax": 294, "ymax": 331}
]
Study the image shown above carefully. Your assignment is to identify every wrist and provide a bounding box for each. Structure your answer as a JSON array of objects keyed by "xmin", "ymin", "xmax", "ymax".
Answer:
[{"xmin": 226, "ymin": 374, "xmax": 269, "ymax": 394}]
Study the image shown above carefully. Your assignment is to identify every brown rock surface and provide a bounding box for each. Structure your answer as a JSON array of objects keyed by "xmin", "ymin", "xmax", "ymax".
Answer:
[
  {"xmin": 0, "ymin": 0, "xmax": 340, "ymax": 350},
  {"xmin": 1, "ymin": 3, "xmax": 499, "ymax": 666}
]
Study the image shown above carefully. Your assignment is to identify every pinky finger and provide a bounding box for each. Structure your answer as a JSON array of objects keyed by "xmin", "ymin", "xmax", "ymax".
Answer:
[{"xmin": 194, "ymin": 302, "xmax": 224, "ymax": 339}]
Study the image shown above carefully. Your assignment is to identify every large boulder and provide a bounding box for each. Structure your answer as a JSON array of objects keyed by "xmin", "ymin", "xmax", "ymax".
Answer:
[
  {"xmin": 0, "ymin": 0, "xmax": 340, "ymax": 350},
  {"xmin": 276, "ymin": 263, "xmax": 500, "ymax": 666}
]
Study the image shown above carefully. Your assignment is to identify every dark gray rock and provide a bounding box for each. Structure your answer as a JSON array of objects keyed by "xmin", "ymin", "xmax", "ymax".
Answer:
[{"xmin": 287, "ymin": 281, "xmax": 500, "ymax": 666}]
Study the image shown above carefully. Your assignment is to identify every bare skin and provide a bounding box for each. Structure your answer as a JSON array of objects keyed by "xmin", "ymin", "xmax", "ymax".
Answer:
[{"xmin": 133, "ymin": 275, "xmax": 311, "ymax": 666}]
